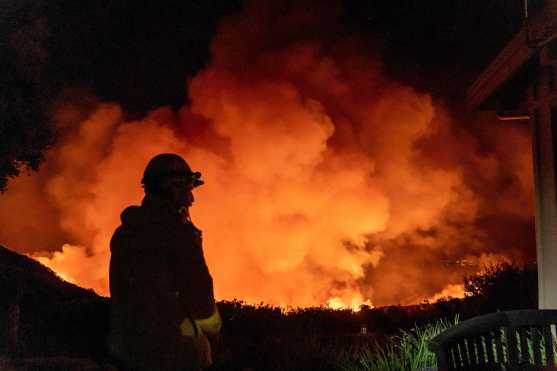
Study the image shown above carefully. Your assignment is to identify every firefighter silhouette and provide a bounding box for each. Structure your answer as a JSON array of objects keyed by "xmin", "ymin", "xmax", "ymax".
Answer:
[{"xmin": 108, "ymin": 153, "xmax": 221, "ymax": 371}]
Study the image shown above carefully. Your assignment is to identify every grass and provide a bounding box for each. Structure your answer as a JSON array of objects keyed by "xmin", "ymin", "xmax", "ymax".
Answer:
[{"xmin": 343, "ymin": 316, "xmax": 459, "ymax": 371}]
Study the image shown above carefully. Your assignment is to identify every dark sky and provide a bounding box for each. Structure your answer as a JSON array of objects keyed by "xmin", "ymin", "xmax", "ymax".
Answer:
[{"xmin": 4, "ymin": 0, "xmax": 526, "ymax": 114}]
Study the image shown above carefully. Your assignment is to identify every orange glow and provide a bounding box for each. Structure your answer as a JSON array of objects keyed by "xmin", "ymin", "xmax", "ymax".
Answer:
[
  {"xmin": 327, "ymin": 296, "xmax": 374, "ymax": 312},
  {"xmin": 0, "ymin": 2, "xmax": 533, "ymax": 308},
  {"xmin": 426, "ymin": 284, "xmax": 466, "ymax": 303},
  {"xmin": 36, "ymin": 252, "xmax": 76, "ymax": 284}
]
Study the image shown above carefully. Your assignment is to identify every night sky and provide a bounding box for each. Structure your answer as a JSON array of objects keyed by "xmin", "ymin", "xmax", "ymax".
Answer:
[
  {"xmin": 0, "ymin": 0, "xmax": 537, "ymax": 307},
  {"xmin": 4, "ymin": 0, "xmax": 525, "ymax": 113}
]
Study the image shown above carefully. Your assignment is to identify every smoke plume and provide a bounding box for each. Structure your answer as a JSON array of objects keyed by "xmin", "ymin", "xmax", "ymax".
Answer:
[{"xmin": 0, "ymin": 2, "xmax": 534, "ymax": 307}]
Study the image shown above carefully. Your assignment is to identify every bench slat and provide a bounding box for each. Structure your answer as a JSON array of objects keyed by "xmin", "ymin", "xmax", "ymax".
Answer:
[
  {"xmin": 468, "ymin": 337, "xmax": 477, "ymax": 366},
  {"xmin": 455, "ymin": 342, "xmax": 464, "ymax": 369},
  {"xmin": 495, "ymin": 328, "xmax": 505, "ymax": 364},
  {"xmin": 543, "ymin": 325, "xmax": 554, "ymax": 365},
  {"xmin": 461, "ymin": 339, "xmax": 471, "ymax": 366},
  {"xmin": 477, "ymin": 335, "xmax": 486, "ymax": 365},
  {"xmin": 454, "ymin": 346, "xmax": 463, "ymax": 370},
  {"xmin": 519, "ymin": 327, "xmax": 530, "ymax": 364},
  {"xmin": 448, "ymin": 347, "xmax": 457, "ymax": 370},
  {"xmin": 506, "ymin": 327, "xmax": 520, "ymax": 365},
  {"xmin": 484, "ymin": 331, "xmax": 496, "ymax": 365},
  {"xmin": 532, "ymin": 326, "xmax": 543, "ymax": 365}
]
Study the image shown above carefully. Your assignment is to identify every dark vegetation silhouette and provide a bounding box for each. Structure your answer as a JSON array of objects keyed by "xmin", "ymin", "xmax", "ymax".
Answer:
[
  {"xmin": 0, "ymin": 66, "xmax": 54, "ymax": 193},
  {"xmin": 463, "ymin": 261, "xmax": 538, "ymax": 311},
  {"xmin": 0, "ymin": 245, "xmax": 537, "ymax": 370},
  {"xmin": 0, "ymin": 2, "xmax": 55, "ymax": 193}
]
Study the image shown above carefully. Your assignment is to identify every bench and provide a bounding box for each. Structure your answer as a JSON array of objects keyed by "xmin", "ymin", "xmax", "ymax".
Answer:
[{"xmin": 428, "ymin": 310, "xmax": 557, "ymax": 370}]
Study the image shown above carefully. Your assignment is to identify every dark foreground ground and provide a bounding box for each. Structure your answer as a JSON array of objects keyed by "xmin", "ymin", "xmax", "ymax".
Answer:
[{"xmin": 0, "ymin": 245, "xmax": 537, "ymax": 370}]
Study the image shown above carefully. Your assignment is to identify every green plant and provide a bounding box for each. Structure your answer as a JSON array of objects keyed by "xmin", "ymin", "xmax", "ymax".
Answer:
[{"xmin": 344, "ymin": 316, "xmax": 459, "ymax": 371}]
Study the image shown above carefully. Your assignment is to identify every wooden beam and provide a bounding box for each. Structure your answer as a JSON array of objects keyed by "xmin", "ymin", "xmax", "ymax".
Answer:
[
  {"xmin": 467, "ymin": 0, "xmax": 557, "ymax": 110},
  {"xmin": 467, "ymin": 27, "xmax": 535, "ymax": 110}
]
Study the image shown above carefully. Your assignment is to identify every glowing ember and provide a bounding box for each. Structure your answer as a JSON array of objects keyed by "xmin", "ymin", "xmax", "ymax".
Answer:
[
  {"xmin": 327, "ymin": 296, "xmax": 373, "ymax": 312},
  {"xmin": 426, "ymin": 284, "xmax": 466, "ymax": 303}
]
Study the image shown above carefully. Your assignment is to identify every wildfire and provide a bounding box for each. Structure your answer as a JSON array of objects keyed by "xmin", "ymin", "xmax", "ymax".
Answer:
[
  {"xmin": 426, "ymin": 284, "xmax": 466, "ymax": 303},
  {"xmin": 327, "ymin": 296, "xmax": 374, "ymax": 312},
  {"xmin": 34, "ymin": 248, "xmax": 77, "ymax": 284},
  {"xmin": 0, "ymin": 2, "xmax": 533, "ymax": 308}
]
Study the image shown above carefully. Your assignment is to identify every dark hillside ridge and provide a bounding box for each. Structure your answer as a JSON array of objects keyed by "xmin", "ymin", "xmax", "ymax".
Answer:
[
  {"xmin": 0, "ymin": 245, "xmax": 110, "ymax": 362},
  {"xmin": 0, "ymin": 244, "xmax": 100, "ymax": 301}
]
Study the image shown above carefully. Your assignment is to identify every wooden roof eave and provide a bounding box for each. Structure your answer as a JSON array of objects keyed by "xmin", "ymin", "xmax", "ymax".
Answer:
[{"xmin": 467, "ymin": 27, "xmax": 536, "ymax": 110}]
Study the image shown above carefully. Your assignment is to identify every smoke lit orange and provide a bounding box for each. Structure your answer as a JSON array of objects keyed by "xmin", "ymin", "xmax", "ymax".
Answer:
[{"xmin": 0, "ymin": 2, "xmax": 533, "ymax": 309}]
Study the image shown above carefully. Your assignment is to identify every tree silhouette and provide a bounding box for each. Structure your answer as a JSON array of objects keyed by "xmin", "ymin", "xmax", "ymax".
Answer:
[
  {"xmin": 0, "ymin": 1, "xmax": 54, "ymax": 193},
  {"xmin": 0, "ymin": 66, "xmax": 54, "ymax": 193}
]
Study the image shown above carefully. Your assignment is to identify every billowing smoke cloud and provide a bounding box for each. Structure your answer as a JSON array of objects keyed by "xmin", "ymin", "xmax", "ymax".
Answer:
[{"xmin": 0, "ymin": 2, "xmax": 534, "ymax": 307}]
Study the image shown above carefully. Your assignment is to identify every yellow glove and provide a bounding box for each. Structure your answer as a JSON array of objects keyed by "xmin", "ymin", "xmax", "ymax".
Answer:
[
  {"xmin": 179, "ymin": 317, "xmax": 200, "ymax": 337},
  {"xmin": 195, "ymin": 306, "xmax": 222, "ymax": 336},
  {"xmin": 179, "ymin": 306, "xmax": 222, "ymax": 337},
  {"xmin": 179, "ymin": 318, "xmax": 213, "ymax": 368}
]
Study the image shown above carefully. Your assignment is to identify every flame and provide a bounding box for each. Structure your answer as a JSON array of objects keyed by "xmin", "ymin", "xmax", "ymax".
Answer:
[
  {"xmin": 35, "ymin": 255, "xmax": 76, "ymax": 284},
  {"xmin": 426, "ymin": 284, "xmax": 466, "ymax": 303},
  {"xmin": 33, "ymin": 243, "xmax": 108, "ymax": 289},
  {"xmin": 327, "ymin": 296, "xmax": 373, "ymax": 312}
]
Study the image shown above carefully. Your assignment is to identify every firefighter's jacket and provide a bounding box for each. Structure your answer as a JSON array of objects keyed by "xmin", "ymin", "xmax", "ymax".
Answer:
[{"xmin": 108, "ymin": 194, "xmax": 217, "ymax": 371}]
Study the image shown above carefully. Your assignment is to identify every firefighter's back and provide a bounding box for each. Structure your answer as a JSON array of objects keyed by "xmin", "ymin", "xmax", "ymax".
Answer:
[{"xmin": 108, "ymin": 203, "xmax": 200, "ymax": 371}]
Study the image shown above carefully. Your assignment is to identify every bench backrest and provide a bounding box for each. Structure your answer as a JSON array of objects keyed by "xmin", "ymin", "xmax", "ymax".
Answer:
[{"xmin": 428, "ymin": 310, "xmax": 557, "ymax": 371}]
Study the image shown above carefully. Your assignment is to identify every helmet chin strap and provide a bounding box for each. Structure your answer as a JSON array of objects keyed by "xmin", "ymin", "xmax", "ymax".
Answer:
[{"xmin": 178, "ymin": 205, "xmax": 192, "ymax": 224}]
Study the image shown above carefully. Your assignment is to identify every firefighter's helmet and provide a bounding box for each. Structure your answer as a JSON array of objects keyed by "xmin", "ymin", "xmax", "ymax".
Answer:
[{"xmin": 141, "ymin": 153, "xmax": 203, "ymax": 188}]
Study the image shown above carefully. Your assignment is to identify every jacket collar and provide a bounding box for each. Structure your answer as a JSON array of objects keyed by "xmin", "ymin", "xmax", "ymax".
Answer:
[{"xmin": 140, "ymin": 194, "xmax": 180, "ymax": 224}]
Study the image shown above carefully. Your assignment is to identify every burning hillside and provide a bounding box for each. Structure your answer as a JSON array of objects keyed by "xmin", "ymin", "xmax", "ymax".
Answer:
[{"xmin": 0, "ymin": 2, "xmax": 534, "ymax": 308}]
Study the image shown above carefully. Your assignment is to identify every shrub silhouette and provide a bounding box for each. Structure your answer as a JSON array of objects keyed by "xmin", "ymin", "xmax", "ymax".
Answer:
[{"xmin": 463, "ymin": 261, "xmax": 537, "ymax": 311}]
